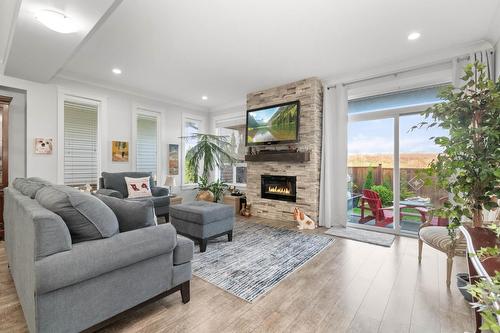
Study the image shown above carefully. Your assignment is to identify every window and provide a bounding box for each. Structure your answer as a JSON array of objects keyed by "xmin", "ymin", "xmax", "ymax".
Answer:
[
  {"xmin": 218, "ymin": 125, "xmax": 247, "ymax": 185},
  {"xmin": 348, "ymin": 86, "xmax": 444, "ymax": 114},
  {"xmin": 63, "ymin": 100, "xmax": 98, "ymax": 187},
  {"xmin": 182, "ymin": 116, "xmax": 201, "ymax": 185},
  {"xmin": 136, "ymin": 113, "xmax": 159, "ymax": 177},
  {"xmin": 346, "ymin": 85, "xmax": 449, "ymax": 235}
]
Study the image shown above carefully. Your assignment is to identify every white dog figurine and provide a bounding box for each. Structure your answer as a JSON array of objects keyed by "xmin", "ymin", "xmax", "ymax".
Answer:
[{"xmin": 293, "ymin": 207, "xmax": 317, "ymax": 230}]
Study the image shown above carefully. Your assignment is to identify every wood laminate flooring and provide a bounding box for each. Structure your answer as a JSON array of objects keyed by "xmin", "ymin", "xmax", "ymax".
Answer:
[{"xmin": 0, "ymin": 216, "xmax": 474, "ymax": 332}]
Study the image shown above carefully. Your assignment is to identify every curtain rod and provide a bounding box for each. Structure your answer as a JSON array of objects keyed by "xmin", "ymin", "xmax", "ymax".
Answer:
[{"xmin": 326, "ymin": 54, "xmax": 472, "ymax": 90}]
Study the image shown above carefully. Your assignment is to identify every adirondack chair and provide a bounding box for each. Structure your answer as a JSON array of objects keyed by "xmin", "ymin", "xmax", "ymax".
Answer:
[{"xmin": 359, "ymin": 189, "xmax": 406, "ymax": 227}]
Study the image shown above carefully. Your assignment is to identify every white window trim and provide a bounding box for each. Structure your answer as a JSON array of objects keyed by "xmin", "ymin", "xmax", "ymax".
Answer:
[
  {"xmin": 57, "ymin": 88, "xmax": 107, "ymax": 185},
  {"xmin": 132, "ymin": 104, "xmax": 162, "ymax": 181},
  {"xmin": 181, "ymin": 113, "xmax": 204, "ymax": 188}
]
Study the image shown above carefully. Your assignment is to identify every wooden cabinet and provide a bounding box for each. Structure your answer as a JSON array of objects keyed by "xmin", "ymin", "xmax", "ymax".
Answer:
[{"xmin": 0, "ymin": 96, "xmax": 11, "ymax": 240}]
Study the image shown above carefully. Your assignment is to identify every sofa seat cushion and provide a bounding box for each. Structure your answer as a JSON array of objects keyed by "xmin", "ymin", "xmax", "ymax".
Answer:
[
  {"xmin": 173, "ymin": 235, "xmax": 194, "ymax": 265},
  {"xmin": 170, "ymin": 201, "xmax": 234, "ymax": 225},
  {"xmin": 35, "ymin": 224, "xmax": 177, "ymax": 294},
  {"xmin": 36, "ymin": 185, "xmax": 119, "ymax": 243},
  {"xmin": 97, "ymin": 194, "xmax": 157, "ymax": 232},
  {"xmin": 419, "ymin": 226, "xmax": 467, "ymax": 255}
]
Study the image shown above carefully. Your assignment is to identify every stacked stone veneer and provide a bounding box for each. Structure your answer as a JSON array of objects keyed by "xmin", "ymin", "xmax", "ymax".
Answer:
[{"xmin": 246, "ymin": 78, "xmax": 323, "ymax": 222}]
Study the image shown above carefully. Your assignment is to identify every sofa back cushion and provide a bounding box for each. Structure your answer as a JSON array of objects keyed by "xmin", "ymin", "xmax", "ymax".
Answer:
[
  {"xmin": 36, "ymin": 185, "xmax": 119, "ymax": 243},
  {"xmin": 101, "ymin": 172, "xmax": 154, "ymax": 197},
  {"xmin": 13, "ymin": 178, "xmax": 48, "ymax": 199},
  {"xmin": 96, "ymin": 194, "xmax": 157, "ymax": 232}
]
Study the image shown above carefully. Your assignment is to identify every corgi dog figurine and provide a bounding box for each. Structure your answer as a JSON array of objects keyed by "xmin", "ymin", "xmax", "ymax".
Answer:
[{"xmin": 293, "ymin": 207, "xmax": 317, "ymax": 230}]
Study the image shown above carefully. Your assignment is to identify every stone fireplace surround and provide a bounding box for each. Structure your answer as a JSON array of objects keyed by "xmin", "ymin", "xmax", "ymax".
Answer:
[{"xmin": 246, "ymin": 78, "xmax": 323, "ymax": 222}]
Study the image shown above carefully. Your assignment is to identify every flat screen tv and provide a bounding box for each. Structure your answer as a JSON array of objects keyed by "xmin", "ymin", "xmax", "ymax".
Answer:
[{"xmin": 246, "ymin": 101, "xmax": 300, "ymax": 146}]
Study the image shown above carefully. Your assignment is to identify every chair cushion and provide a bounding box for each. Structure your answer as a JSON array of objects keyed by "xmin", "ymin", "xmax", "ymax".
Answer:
[
  {"xmin": 170, "ymin": 201, "xmax": 234, "ymax": 225},
  {"xmin": 36, "ymin": 185, "xmax": 119, "ymax": 243},
  {"xmin": 96, "ymin": 194, "xmax": 157, "ymax": 232},
  {"xmin": 173, "ymin": 235, "xmax": 194, "ymax": 265},
  {"xmin": 101, "ymin": 172, "xmax": 154, "ymax": 197},
  {"xmin": 419, "ymin": 226, "xmax": 466, "ymax": 256}
]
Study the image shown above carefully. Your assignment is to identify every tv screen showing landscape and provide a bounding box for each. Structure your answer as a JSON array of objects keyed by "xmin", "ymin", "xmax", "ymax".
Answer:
[{"xmin": 246, "ymin": 101, "xmax": 299, "ymax": 145}]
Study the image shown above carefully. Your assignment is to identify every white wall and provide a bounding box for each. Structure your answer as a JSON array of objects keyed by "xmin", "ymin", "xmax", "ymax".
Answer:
[
  {"xmin": 0, "ymin": 74, "xmax": 209, "ymax": 200},
  {"xmin": 0, "ymin": 86, "xmax": 26, "ymax": 182},
  {"xmin": 496, "ymin": 40, "xmax": 500, "ymax": 78}
]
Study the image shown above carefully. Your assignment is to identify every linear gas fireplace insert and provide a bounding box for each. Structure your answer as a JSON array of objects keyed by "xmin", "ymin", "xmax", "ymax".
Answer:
[{"xmin": 261, "ymin": 175, "xmax": 297, "ymax": 202}]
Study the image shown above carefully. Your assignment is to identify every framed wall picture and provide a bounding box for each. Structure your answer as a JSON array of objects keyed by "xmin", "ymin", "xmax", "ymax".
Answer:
[
  {"xmin": 168, "ymin": 144, "xmax": 179, "ymax": 175},
  {"xmin": 112, "ymin": 141, "xmax": 129, "ymax": 162},
  {"xmin": 34, "ymin": 138, "xmax": 53, "ymax": 154}
]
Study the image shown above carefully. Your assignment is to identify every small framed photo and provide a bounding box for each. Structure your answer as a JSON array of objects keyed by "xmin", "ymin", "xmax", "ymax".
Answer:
[
  {"xmin": 34, "ymin": 138, "xmax": 53, "ymax": 154},
  {"xmin": 168, "ymin": 144, "xmax": 179, "ymax": 175},
  {"xmin": 112, "ymin": 141, "xmax": 129, "ymax": 162}
]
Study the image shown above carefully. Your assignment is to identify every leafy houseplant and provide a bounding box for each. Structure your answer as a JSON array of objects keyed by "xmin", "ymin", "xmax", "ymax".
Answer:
[
  {"xmin": 415, "ymin": 62, "xmax": 500, "ymax": 227},
  {"xmin": 183, "ymin": 134, "xmax": 237, "ymax": 183},
  {"xmin": 195, "ymin": 176, "xmax": 214, "ymax": 202},
  {"xmin": 209, "ymin": 179, "xmax": 228, "ymax": 203}
]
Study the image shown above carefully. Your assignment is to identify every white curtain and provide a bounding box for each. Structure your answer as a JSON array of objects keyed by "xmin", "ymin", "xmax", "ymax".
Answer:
[
  {"xmin": 452, "ymin": 48, "xmax": 495, "ymax": 86},
  {"xmin": 319, "ymin": 83, "xmax": 348, "ymax": 228}
]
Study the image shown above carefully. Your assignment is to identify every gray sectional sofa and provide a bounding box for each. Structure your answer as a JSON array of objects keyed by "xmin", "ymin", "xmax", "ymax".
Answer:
[{"xmin": 4, "ymin": 177, "xmax": 193, "ymax": 333}]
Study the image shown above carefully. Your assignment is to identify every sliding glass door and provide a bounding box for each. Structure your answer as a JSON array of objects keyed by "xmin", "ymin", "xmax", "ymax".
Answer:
[
  {"xmin": 346, "ymin": 86, "xmax": 448, "ymax": 235},
  {"xmin": 348, "ymin": 118, "xmax": 394, "ymax": 231}
]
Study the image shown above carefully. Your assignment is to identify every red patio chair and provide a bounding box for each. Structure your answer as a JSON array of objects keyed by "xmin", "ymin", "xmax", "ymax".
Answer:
[{"xmin": 359, "ymin": 189, "xmax": 406, "ymax": 227}]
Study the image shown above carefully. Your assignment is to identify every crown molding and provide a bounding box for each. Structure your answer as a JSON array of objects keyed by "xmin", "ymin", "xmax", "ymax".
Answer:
[
  {"xmin": 55, "ymin": 72, "xmax": 209, "ymax": 112},
  {"xmin": 322, "ymin": 40, "xmax": 493, "ymax": 87}
]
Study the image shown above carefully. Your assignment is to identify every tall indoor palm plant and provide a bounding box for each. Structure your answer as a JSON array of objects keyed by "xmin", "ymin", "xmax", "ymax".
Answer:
[
  {"xmin": 183, "ymin": 133, "xmax": 237, "ymax": 183},
  {"xmin": 415, "ymin": 62, "xmax": 499, "ymax": 227}
]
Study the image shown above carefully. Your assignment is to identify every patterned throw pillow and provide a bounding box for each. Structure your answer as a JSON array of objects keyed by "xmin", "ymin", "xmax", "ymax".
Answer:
[{"xmin": 125, "ymin": 176, "xmax": 152, "ymax": 198}]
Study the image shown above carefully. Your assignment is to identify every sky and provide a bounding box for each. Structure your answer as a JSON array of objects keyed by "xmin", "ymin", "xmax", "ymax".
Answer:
[
  {"xmin": 251, "ymin": 107, "xmax": 278, "ymax": 123},
  {"xmin": 348, "ymin": 114, "xmax": 447, "ymax": 154}
]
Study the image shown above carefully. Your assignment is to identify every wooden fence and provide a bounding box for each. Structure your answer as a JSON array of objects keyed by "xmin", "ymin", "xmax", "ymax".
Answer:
[{"xmin": 348, "ymin": 164, "xmax": 447, "ymax": 205}]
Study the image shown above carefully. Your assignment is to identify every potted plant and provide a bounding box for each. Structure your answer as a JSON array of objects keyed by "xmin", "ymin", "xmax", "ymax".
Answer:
[
  {"xmin": 209, "ymin": 179, "xmax": 228, "ymax": 203},
  {"xmin": 415, "ymin": 62, "xmax": 499, "ymax": 227},
  {"xmin": 183, "ymin": 133, "xmax": 237, "ymax": 200},
  {"xmin": 416, "ymin": 62, "xmax": 499, "ymax": 331},
  {"xmin": 195, "ymin": 176, "xmax": 214, "ymax": 202}
]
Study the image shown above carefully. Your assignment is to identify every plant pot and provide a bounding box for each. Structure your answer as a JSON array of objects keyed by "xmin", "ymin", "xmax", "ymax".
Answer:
[
  {"xmin": 456, "ymin": 273, "xmax": 473, "ymax": 303},
  {"xmin": 196, "ymin": 190, "xmax": 214, "ymax": 202}
]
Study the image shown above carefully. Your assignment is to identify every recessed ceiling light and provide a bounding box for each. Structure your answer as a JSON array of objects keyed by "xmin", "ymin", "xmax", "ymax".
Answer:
[
  {"xmin": 201, "ymin": 95, "xmax": 208, "ymax": 100},
  {"xmin": 35, "ymin": 9, "xmax": 79, "ymax": 34},
  {"xmin": 408, "ymin": 32, "xmax": 421, "ymax": 41},
  {"xmin": 112, "ymin": 68, "xmax": 122, "ymax": 75}
]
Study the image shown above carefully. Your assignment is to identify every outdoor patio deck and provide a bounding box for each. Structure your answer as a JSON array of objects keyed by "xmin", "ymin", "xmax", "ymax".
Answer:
[{"xmin": 348, "ymin": 214, "xmax": 421, "ymax": 234}]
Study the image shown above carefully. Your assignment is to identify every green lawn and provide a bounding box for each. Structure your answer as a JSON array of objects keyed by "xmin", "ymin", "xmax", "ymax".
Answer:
[{"xmin": 351, "ymin": 207, "xmax": 422, "ymax": 223}]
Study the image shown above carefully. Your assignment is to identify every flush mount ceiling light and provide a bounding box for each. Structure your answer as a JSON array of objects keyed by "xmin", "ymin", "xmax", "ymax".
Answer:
[
  {"xmin": 201, "ymin": 95, "xmax": 208, "ymax": 100},
  {"xmin": 408, "ymin": 32, "xmax": 421, "ymax": 40},
  {"xmin": 35, "ymin": 9, "xmax": 79, "ymax": 34},
  {"xmin": 112, "ymin": 68, "xmax": 122, "ymax": 75}
]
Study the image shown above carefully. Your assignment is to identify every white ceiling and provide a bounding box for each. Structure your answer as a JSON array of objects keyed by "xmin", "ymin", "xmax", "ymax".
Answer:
[
  {"xmin": 3, "ymin": 0, "xmax": 120, "ymax": 82},
  {"xmin": 4, "ymin": 0, "xmax": 500, "ymax": 110}
]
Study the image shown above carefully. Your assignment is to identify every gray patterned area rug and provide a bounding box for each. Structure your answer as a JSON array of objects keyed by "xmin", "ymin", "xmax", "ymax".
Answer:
[
  {"xmin": 191, "ymin": 221, "xmax": 334, "ymax": 303},
  {"xmin": 324, "ymin": 226, "xmax": 395, "ymax": 247}
]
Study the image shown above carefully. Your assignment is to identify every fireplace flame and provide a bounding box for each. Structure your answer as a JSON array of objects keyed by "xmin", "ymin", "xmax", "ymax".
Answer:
[{"xmin": 268, "ymin": 186, "xmax": 291, "ymax": 195}]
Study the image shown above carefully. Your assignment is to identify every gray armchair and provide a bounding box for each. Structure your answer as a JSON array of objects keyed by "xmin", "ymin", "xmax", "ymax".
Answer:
[{"xmin": 97, "ymin": 172, "xmax": 170, "ymax": 220}]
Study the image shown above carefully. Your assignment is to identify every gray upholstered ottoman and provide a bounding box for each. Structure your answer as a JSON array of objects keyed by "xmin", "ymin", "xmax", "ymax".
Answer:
[{"xmin": 170, "ymin": 201, "xmax": 234, "ymax": 252}]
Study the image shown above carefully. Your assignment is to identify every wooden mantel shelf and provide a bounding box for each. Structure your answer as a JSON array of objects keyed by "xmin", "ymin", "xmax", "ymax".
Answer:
[{"xmin": 245, "ymin": 151, "xmax": 310, "ymax": 163}]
